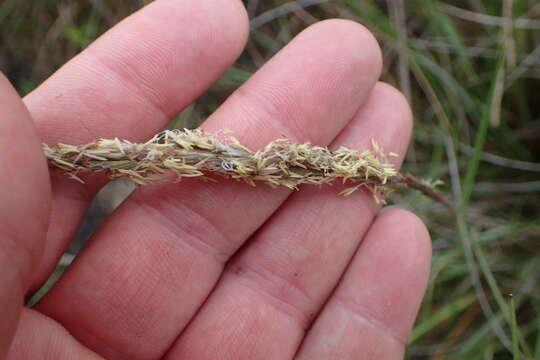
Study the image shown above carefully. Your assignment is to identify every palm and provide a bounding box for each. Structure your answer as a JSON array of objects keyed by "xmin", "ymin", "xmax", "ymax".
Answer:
[{"xmin": 1, "ymin": 1, "xmax": 430, "ymax": 359}]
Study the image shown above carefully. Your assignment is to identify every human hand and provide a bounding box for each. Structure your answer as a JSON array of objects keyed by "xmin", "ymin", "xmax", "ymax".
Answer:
[{"xmin": 1, "ymin": 1, "xmax": 431, "ymax": 359}]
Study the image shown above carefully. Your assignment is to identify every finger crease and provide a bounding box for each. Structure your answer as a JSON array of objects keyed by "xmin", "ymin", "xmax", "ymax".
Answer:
[
  {"xmin": 133, "ymin": 195, "xmax": 232, "ymax": 265},
  {"xmin": 85, "ymin": 49, "xmax": 171, "ymax": 123},
  {"xmin": 226, "ymin": 261, "xmax": 315, "ymax": 330},
  {"xmin": 334, "ymin": 297, "xmax": 407, "ymax": 347}
]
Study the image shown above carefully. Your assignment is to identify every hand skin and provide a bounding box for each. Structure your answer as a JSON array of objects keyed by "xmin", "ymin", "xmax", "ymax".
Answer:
[{"xmin": 0, "ymin": 1, "xmax": 431, "ymax": 359}]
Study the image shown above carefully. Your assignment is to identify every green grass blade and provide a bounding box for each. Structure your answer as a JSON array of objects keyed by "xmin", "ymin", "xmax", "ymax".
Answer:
[
  {"xmin": 474, "ymin": 241, "xmax": 533, "ymax": 357},
  {"xmin": 409, "ymin": 294, "xmax": 476, "ymax": 344},
  {"xmin": 510, "ymin": 295, "xmax": 520, "ymax": 360},
  {"xmin": 422, "ymin": 0, "xmax": 477, "ymax": 79},
  {"xmin": 460, "ymin": 47, "xmax": 506, "ymax": 210}
]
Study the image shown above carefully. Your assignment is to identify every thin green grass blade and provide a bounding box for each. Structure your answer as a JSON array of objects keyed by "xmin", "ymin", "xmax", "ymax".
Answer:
[
  {"xmin": 422, "ymin": 0, "xmax": 477, "ymax": 79},
  {"xmin": 460, "ymin": 46, "xmax": 506, "ymax": 210},
  {"xmin": 510, "ymin": 295, "xmax": 521, "ymax": 360},
  {"xmin": 453, "ymin": 32, "xmax": 512, "ymax": 354},
  {"xmin": 535, "ymin": 305, "xmax": 540, "ymax": 359},
  {"xmin": 474, "ymin": 241, "xmax": 532, "ymax": 357},
  {"xmin": 409, "ymin": 294, "xmax": 476, "ymax": 344}
]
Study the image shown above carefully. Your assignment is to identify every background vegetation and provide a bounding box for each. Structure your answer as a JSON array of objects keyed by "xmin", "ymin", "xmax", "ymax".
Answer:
[{"xmin": 2, "ymin": 0, "xmax": 539, "ymax": 358}]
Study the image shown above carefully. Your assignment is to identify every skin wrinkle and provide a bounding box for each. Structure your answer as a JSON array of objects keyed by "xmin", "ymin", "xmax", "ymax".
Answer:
[
  {"xmin": 131, "ymin": 191, "xmax": 233, "ymax": 264},
  {"xmin": 330, "ymin": 83, "xmax": 412, "ymax": 155},
  {"xmin": 232, "ymin": 82, "xmax": 311, "ymax": 144},
  {"xmin": 253, "ymin": 64, "xmax": 361, "ymax": 145},
  {"xmin": 63, "ymin": 250, "xmax": 171, "ymax": 357},
  {"xmin": 0, "ymin": 245, "xmax": 26, "ymax": 302},
  {"xmin": 61, "ymin": 52, "xmax": 170, "ymax": 140},
  {"xmin": 334, "ymin": 296, "xmax": 408, "ymax": 347},
  {"xmin": 49, "ymin": 175, "xmax": 96, "ymax": 204},
  {"xmin": 226, "ymin": 261, "xmax": 315, "ymax": 328},
  {"xmin": 206, "ymin": 303, "xmax": 277, "ymax": 360},
  {"xmin": 0, "ymin": 231, "xmax": 36, "ymax": 289},
  {"xmin": 84, "ymin": 39, "xmax": 178, "ymax": 121},
  {"xmin": 30, "ymin": 67, "xmax": 164, "ymax": 145}
]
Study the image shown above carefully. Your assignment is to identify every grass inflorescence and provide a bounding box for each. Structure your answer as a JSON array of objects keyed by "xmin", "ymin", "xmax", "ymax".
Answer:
[{"xmin": 43, "ymin": 129, "xmax": 452, "ymax": 210}]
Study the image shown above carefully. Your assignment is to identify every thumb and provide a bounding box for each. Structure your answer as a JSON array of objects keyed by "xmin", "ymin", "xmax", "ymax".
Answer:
[{"xmin": 0, "ymin": 73, "xmax": 50, "ymax": 357}]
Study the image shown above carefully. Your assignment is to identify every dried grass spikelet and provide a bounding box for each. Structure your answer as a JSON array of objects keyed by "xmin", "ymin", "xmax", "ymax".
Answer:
[{"xmin": 43, "ymin": 128, "xmax": 453, "ymax": 210}]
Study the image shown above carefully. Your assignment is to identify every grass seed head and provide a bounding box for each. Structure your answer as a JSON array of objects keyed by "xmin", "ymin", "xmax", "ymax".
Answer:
[{"xmin": 43, "ymin": 129, "xmax": 451, "ymax": 209}]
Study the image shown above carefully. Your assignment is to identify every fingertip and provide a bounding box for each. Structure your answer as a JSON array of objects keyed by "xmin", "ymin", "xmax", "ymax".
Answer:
[
  {"xmin": 186, "ymin": 0, "xmax": 250, "ymax": 63},
  {"xmin": 0, "ymin": 72, "xmax": 21, "ymax": 104},
  {"xmin": 0, "ymin": 71, "xmax": 10, "ymax": 86},
  {"xmin": 133, "ymin": 0, "xmax": 250, "ymax": 51},
  {"xmin": 228, "ymin": 0, "xmax": 251, "ymax": 47},
  {"xmin": 294, "ymin": 207, "xmax": 433, "ymax": 359},
  {"xmin": 372, "ymin": 82, "xmax": 413, "ymax": 139},
  {"xmin": 336, "ymin": 207, "xmax": 432, "ymax": 342},
  {"xmin": 300, "ymin": 19, "xmax": 383, "ymax": 87},
  {"xmin": 378, "ymin": 208, "xmax": 432, "ymax": 269},
  {"xmin": 330, "ymin": 81, "xmax": 413, "ymax": 168},
  {"xmin": 361, "ymin": 82, "xmax": 413, "ymax": 162}
]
